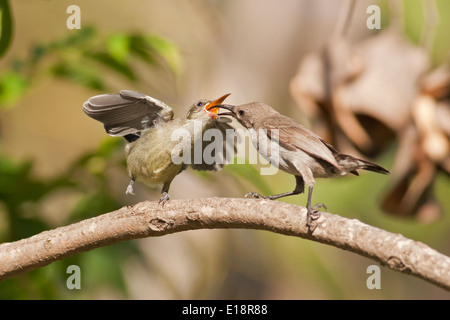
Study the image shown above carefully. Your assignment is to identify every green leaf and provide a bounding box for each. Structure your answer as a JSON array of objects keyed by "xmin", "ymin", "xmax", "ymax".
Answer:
[
  {"xmin": 129, "ymin": 34, "xmax": 156, "ymax": 65},
  {"xmin": 139, "ymin": 35, "xmax": 181, "ymax": 74},
  {"xmin": 51, "ymin": 62, "xmax": 106, "ymax": 91},
  {"xmin": 106, "ymin": 33, "xmax": 131, "ymax": 62},
  {"xmin": 48, "ymin": 26, "xmax": 96, "ymax": 51},
  {"xmin": 0, "ymin": 71, "xmax": 29, "ymax": 108},
  {"xmin": 88, "ymin": 51, "xmax": 136, "ymax": 81},
  {"xmin": 0, "ymin": 0, "xmax": 13, "ymax": 58}
]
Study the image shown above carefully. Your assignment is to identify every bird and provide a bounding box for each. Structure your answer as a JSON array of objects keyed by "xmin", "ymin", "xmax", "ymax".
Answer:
[
  {"xmin": 213, "ymin": 102, "xmax": 390, "ymax": 226},
  {"xmin": 83, "ymin": 90, "xmax": 234, "ymax": 204}
]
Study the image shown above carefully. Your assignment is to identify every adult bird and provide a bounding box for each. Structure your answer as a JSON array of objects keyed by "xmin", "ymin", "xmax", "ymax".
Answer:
[{"xmin": 214, "ymin": 102, "xmax": 389, "ymax": 226}]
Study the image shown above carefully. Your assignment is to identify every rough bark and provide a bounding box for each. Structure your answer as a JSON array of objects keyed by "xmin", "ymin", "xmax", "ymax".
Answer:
[{"xmin": 0, "ymin": 198, "xmax": 449, "ymax": 290}]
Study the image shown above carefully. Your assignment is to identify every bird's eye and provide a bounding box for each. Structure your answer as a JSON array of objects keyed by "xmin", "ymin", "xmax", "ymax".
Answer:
[
  {"xmin": 238, "ymin": 110, "xmax": 245, "ymax": 116},
  {"xmin": 196, "ymin": 102, "xmax": 204, "ymax": 107}
]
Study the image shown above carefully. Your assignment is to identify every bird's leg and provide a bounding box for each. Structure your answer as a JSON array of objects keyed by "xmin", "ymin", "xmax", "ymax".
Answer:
[
  {"xmin": 246, "ymin": 176, "xmax": 305, "ymax": 200},
  {"xmin": 125, "ymin": 177, "xmax": 136, "ymax": 195},
  {"xmin": 159, "ymin": 192, "xmax": 170, "ymax": 205},
  {"xmin": 305, "ymin": 183, "xmax": 327, "ymax": 227},
  {"xmin": 159, "ymin": 181, "xmax": 172, "ymax": 206}
]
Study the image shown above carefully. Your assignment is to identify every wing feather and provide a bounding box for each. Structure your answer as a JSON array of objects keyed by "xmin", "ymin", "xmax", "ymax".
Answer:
[
  {"xmin": 83, "ymin": 90, "xmax": 174, "ymax": 137},
  {"xmin": 263, "ymin": 115, "xmax": 340, "ymax": 168}
]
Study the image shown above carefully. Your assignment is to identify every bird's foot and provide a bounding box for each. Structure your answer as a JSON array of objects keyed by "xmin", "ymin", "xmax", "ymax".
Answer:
[
  {"xmin": 125, "ymin": 182, "xmax": 135, "ymax": 196},
  {"xmin": 306, "ymin": 203, "xmax": 327, "ymax": 227},
  {"xmin": 159, "ymin": 192, "xmax": 170, "ymax": 206},
  {"xmin": 245, "ymin": 192, "xmax": 269, "ymax": 199}
]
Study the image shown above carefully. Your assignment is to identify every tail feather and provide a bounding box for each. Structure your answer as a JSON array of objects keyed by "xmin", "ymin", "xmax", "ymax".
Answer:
[{"xmin": 336, "ymin": 154, "xmax": 390, "ymax": 175}]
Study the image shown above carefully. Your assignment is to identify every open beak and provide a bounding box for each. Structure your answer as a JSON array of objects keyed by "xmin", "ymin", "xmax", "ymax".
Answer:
[
  {"xmin": 209, "ymin": 104, "xmax": 236, "ymax": 117},
  {"xmin": 204, "ymin": 93, "xmax": 231, "ymax": 118}
]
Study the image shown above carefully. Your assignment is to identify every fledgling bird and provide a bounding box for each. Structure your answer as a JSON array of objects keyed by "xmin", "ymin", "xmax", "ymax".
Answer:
[
  {"xmin": 214, "ymin": 102, "xmax": 390, "ymax": 226},
  {"xmin": 83, "ymin": 90, "xmax": 234, "ymax": 204}
]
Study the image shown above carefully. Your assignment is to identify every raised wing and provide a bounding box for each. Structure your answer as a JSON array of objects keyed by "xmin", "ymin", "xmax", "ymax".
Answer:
[{"xmin": 83, "ymin": 90, "xmax": 174, "ymax": 140}]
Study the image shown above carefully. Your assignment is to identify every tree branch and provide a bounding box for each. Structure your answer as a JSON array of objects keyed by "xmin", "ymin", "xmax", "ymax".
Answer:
[{"xmin": 0, "ymin": 198, "xmax": 449, "ymax": 291}]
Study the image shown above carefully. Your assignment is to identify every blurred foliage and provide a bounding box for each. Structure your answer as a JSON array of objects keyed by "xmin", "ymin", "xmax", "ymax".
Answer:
[
  {"xmin": 401, "ymin": 0, "xmax": 450, "ymax": 64},
  {"xmin": 0, "ymin": 1, "xmax": 449, "ymax": 300},
  {"xmin": 0, "ymin": 137, "xmax": 138, "ymax": 298},
  {"xmin": 0, "ymin": 26, "xmax": 180, "ymax": 108},
  {"xmin": 0, "ymin": 0, "xmax": 13, "ymax": 58},
  {"xmin": 0, "ymin": 12, "xmax": 274, "ymax": 298},
  {"xmin": 0, "ymin": 13, "xmax": 182, "ymax": 297}
]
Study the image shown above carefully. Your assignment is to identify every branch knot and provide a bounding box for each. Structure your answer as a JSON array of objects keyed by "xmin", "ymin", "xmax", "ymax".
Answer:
[{"xmin": 148, "ymin": 217, "xmax": 175, "ymax": 232}]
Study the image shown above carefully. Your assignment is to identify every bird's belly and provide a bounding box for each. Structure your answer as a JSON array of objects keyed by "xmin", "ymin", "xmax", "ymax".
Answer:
[
  {"xmin": 126, "ymin": 136, "xmax": 183, "ymax": 185},
  {"xmin": 139, "ymin": 158, "xmax": 182, "ymax": 185}
]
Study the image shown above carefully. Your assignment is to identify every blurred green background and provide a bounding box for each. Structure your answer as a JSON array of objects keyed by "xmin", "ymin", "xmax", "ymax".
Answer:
[{"xmin": 0, "ymin": 0, "xmax": 449, "ymax": 299}]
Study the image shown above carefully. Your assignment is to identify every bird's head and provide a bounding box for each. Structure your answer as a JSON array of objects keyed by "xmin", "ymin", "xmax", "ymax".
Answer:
[
  {"xmin": 212, "ymin": 102, "xmax": 273, "ymax": 129},
  {"xmin": 187, "ymin": 93, "xmax": 231, "ymax": 121}
]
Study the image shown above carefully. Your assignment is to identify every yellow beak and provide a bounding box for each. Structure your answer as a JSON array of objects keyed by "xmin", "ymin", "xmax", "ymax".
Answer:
[{"xmin": 204, "ymin": 93, "xmax": 231, "ymax": 118}]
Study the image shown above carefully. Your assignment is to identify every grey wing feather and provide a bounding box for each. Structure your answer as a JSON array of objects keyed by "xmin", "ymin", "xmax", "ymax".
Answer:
[
  {"xmin": 264, "ymin": 116, "xmax": 340, "ymax": 168},
  {"xmin": 83, "ymin": 90, "xmax": 174, "ymax": 137},
  {"xmin": 189, "ymin": 120, "xmax": 239, "ymax": 171}
]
